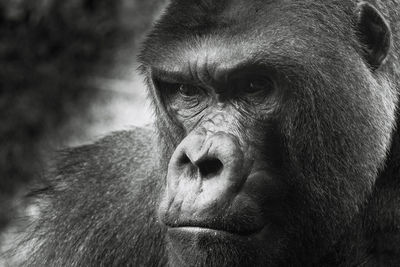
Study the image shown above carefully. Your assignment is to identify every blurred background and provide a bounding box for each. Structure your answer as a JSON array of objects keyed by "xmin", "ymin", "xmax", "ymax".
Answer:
[
  {"xmin": 0, "ymin": 0, "xmax": 167, "ymax": 251},
  {"xmin": 64, "ymin": 0, "xmax": 162, "ymax": 146}
]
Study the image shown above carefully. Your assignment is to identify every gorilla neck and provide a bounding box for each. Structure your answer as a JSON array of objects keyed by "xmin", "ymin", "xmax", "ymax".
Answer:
[{"xmin": 321, "ymin": 123, "xmax": 400, "ymax": 266}]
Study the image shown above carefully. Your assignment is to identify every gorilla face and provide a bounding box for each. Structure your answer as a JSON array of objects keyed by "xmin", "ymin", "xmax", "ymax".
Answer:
[{"xmin": 140, "ymin": 1, "xmax": 397, "ymax": 266}]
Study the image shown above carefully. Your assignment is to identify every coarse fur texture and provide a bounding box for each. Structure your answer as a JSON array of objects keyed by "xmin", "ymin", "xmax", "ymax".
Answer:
[{"xmin": 7, "ymin": 0, "xmax": 400, "ymax": 266}]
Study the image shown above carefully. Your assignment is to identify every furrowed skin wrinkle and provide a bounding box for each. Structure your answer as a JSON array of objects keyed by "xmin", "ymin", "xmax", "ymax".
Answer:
[{"xmin": 6, "ymin": 0, "xmax": 400, "ymax": 266}]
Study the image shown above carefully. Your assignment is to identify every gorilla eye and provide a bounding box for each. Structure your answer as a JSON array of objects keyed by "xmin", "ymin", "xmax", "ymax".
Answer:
[
  {"xmin": 157, "ymin": 80, "xmax": 208, "ymax": 111},
  {"xmin": 177, "ymin": 84, "xmax": 202, "ymax": 97},
  {"xmin": 248, "ymin": 81, "xmax": 265, "ymax": 93},
  {"xmin": 235, "ymin": 77, "xmax": 274, "ymax": 95},
  {"xmin": 155, "ymin": 79, "xmax": 205, "ymax": 100}
]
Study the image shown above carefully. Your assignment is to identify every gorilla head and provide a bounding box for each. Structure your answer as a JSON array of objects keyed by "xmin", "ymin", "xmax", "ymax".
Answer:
[{"xmin": 139, "ymin": 0, "xmax": 398, "ymax": 265}]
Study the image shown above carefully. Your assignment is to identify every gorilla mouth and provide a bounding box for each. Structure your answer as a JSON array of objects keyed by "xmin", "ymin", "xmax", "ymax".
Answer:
[
  {"xmin": 167, "ymin": 225, "xmax": 263, "ymax": 238},
  {"xmin": 163, "ymin": 217, "xmax": 265, "ymax": 236},
  {"xmin": 167, "ymin": 226, "xmax": 247, "ymax": 241}
]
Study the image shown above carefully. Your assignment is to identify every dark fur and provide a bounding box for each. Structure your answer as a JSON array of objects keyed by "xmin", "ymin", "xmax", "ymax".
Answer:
[{"xmin": 9, "ymin": 0, "xmax": 400, "ymax": 266}]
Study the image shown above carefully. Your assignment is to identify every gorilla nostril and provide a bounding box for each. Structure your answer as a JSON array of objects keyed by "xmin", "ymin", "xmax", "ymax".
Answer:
[
  {"xmin": 197, "ymin": 158, "xmax": 223, "ymax": 178},
  {"xmin": 178, "ymin": 154, "xmax": 191, "ymax": 165}
]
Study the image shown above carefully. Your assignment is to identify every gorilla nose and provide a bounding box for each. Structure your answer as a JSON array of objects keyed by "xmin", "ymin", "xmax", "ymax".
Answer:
[
  {"xmin": 170, "ymin": 131, "xmax": 245, "ymax": 187},
  {"xmin": 161, "ymin": 131, "xmax": 248, "ymax": 223}
]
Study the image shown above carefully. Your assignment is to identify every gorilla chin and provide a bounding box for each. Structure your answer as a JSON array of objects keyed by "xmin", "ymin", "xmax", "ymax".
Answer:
[
  {"xmin": 166, "ymin": 227, "xmax": 274, "ymax": 267},
  {"xmin": 160, "ymin": 166, "xmax": 280, "ymax": 266}
]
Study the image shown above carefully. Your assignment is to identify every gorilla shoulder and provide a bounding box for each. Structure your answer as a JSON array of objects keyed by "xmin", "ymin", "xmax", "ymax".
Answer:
[
  {"xmin": 18, "ymin": 127, "xmax": 167, "ymax": 266},
  {"xmin": 56, "ymin": 127, "xmax": 158, "ymax": 181}
]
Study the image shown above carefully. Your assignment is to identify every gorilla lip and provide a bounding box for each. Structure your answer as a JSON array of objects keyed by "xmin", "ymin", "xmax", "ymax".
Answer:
[
  {"xmin": 167, "ymin": 227, "xmax": 247, "ymax": 239},
  {"xmin": 166, "ymin": 226, "xmax": 266, "ymax": 240},
  {"xmin": 163, "ymin": 218, "xmax": 265, "ymax": 236}
]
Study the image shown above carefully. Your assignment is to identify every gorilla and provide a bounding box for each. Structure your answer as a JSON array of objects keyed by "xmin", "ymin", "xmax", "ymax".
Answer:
[{"xmin": 10, "ymin": 0, "xmax": 400, "ymax": 266}]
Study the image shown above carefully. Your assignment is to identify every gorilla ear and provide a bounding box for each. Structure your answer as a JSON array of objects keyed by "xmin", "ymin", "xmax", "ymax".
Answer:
[{"xmin": 356, "ymin": 2, "xmax": 391, "ymax": 70}]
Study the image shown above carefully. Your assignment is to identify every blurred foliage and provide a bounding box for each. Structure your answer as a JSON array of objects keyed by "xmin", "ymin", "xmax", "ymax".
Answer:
[{"xmin": 0, "ymin": 0, "xmax": 164, "ymax": 231}]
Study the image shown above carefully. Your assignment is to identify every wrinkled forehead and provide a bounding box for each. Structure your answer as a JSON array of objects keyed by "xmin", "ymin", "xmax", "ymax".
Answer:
[{"xmin": 140, "ymin": 0, "xmax": 357, "ymax": 68}]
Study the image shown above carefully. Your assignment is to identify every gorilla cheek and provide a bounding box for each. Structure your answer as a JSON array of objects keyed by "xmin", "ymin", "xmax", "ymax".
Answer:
[{"xmin": 275, "ymin": 70, "xmax": 397, "ymax": 253}]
